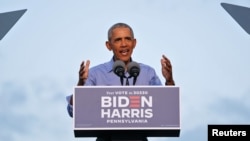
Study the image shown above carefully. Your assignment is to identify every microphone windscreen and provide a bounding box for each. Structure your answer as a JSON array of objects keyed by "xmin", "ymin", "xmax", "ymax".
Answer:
[
  {"xmin": 127, "ymin": 61, "xmax": 140, "ymax": 77},
  {"xmin": 113, "ymin": 60, "xmax": 125, "ymax": 77},
  {"xmin": 113, "ymin": 60, "xmax": 125, "ymax": 70}
]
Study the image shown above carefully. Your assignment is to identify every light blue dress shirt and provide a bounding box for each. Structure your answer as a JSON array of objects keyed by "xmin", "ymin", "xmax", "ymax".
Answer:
[{"xmin": 66, "ymin": 57, "xmax": 162, "ymax": 117}]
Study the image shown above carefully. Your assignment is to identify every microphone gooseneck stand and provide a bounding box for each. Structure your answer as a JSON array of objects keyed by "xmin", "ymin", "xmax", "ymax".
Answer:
[{"xmin": 110, "ymin": 60, "xmax": 147, "ymax": 141}]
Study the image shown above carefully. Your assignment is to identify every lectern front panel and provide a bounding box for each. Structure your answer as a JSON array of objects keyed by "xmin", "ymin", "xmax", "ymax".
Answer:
[{"xmin": 74, "ymin": 86, "xmax": 180, "ymax": 137}]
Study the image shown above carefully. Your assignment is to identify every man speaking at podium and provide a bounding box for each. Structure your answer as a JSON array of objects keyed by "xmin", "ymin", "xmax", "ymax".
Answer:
[{"xmin": 66, "ymin": 22, "xmax": 175, "ymax": 141}]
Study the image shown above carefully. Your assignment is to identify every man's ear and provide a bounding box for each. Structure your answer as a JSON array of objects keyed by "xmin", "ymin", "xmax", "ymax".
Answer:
[
  {"xmin": 106, "ymin": 41, "xmax": 112, "ymax": 51},
  {"xmin": 133, "ymin": 38, "xmax": 137, "ymax": 49}
]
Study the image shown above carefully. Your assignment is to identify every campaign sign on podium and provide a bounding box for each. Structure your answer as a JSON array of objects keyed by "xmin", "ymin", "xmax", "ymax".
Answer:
[{"xmin": 74, "ymin": 86, "xmax": 180, "ymax": 138}]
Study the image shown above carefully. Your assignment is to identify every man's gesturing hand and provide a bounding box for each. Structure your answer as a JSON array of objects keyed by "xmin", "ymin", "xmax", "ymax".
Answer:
[
  {"xmin": 161, "ymin": 55, "xmax": 175, "ymax": 85},
  {"xmin": 70, "ymin": 60, "xmax": 90, "ymax": 105},
  {"xmin": 77, "ymin": 60, "xmax": 90, "ymax": 86}
]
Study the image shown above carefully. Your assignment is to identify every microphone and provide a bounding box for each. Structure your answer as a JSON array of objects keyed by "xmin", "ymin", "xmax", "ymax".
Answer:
[
  {"xmin": 113, "ymin": 60, "xmax": 125, "ymax": 85},
  {"xmin": 127, "ymin": 61, "xmax": 140, "ymax": 85}
]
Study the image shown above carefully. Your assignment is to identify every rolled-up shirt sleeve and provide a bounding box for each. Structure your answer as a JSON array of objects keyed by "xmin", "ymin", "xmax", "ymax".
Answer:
[{"xmin": 66, "ymin": 95, "xmax": 73, "ymax": 117}]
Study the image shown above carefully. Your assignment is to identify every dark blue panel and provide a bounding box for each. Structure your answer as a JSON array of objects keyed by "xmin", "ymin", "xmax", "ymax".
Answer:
[
  {"xmin": 0, "ymin": 9, "xmax": 27, "ymax": 40},
  {"xmin": 221, "ymin": 3, "xmax": 250, "ymax": 35}
]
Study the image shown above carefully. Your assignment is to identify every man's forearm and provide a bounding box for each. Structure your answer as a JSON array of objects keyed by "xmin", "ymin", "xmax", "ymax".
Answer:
[
  {"xmin": 77, "ymin": 79, "xmax": 86, "ymax": 86},
  {"xmin": 165, "ymin": 79, "xmax": 175, "ymax": 85}
]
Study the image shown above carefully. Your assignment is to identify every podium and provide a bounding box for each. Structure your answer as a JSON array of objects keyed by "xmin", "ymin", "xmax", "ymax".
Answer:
[{"xmin": 73, "ymin": 86, "xmax": 180, "ymax": 140}]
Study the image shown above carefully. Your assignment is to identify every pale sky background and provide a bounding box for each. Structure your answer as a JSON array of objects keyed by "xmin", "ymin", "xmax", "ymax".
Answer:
[{"xmin": 0, "ymin": 0, "xmax": 250, "ymax": 141}]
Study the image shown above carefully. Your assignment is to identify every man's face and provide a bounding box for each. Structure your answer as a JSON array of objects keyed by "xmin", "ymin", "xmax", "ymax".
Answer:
[{"xmin": 106, "ymin": 27, "xmax": 136, "ymax": 64}]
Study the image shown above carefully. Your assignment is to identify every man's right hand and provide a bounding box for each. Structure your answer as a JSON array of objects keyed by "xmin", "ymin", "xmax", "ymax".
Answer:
[
  {"xmin": 77, "ymin": 60, "xmax": 90, "ymax": 86},
  {"xmin": 71, "ymin": 60, "xmax": 90, "ymax": 105}
]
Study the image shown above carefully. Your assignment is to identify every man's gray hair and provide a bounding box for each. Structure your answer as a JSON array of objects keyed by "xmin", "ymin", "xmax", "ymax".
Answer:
[{"xmin": 107, "ymin": 23, "xmax": 134, "ymax": 41}]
